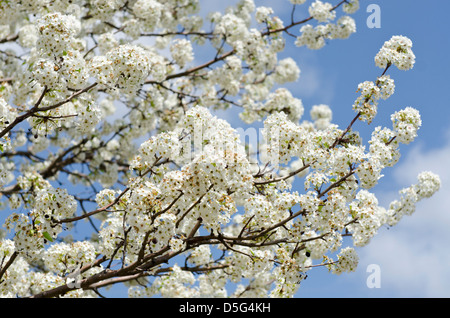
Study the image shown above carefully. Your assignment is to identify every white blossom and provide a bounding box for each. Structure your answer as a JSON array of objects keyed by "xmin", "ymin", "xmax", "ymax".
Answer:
[
  {"xmin": 391, "ymin": 107, "xmax": 422, "ymax": 144},
  {"xmin": 170, "ymin": 39, "xmax": 194, "ymax": 68},
  {"xmin": 309, "ymin": 0, "xmax": 336, "ymax": 22},
  {"xmin": 375, "ymin": 35, "xmax": 416, "ymax": 70},
  {"xmin": 332, "ymin": 247, "xmax": 359, "ymax": 274},
  {"xmin": 0, "ymin": 0, "xmax": 440, "ymax": 299}
]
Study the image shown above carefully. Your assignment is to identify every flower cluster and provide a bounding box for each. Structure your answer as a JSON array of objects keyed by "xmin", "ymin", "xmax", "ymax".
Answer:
[
  {"xmin": 295, "ymin": 16, "xmax": 356, "ymax": 49},
  {"xmin": 28, "ymin": 12, "xmax": 89, "ymax": 90},
  {"xmin": 89, "ymin": 44, "xmax": 164, "ymax": 95},
  {"xmin": 35, "ymin": 12, "xmax": 81, "ymax": 57},
  {"xmin": 290, "ymin": 0, "xmax": 307, "ymax": 4},
  {"xmin": 170, "ymin": 39, "xmax": 194, "ymax": 68},
  {"xmin": 368, "ymin": 127, "xmax": 399, "ymax": 167},
  {"xmin": 309, "ymin": 0, "xmax": 336, "ymax": 23},
  {"xmin": 42, "ymin": 241, "xmax": 98, "ymax": 282},
  {"xmin": 255, "ymin": 6, "xmax": 274, "ymax": 24},
  {"xmin": 375, "ymin": 35, "xmax": 416, "ymax": 71},
  {"xmin": 310, "ymin": 104, "xmax": 332, "ymax": 129},
  {"xmin": 0, "ymin": 98, "xmax": 16, "ymax": 132},
  {"xmin": 214, "ymin": 13, "xmax": 249, "ymax": 46},
  {"xmin": 89, "ymin": 0, "xmax": 127, "ymax": 21},
  {"xmin": 352, "ymin": 81, "xmax": 380, "ymax": 123},
  {"xmin": 0, "ymin": 0, "xmax": 441, "ymax": 300},
  {"xmin": 346, "ymin": 190, "xmax": 384, "ymax": 246},
  {"xmin": 343, "ymin": 0, "xmax": 360, "ymax": 14},
  {"xmin": 331, "ymin": 247, "xmax": 359, "ymax": 274},
  {"xmin": 0, "ymin": 240, "xmax": 31, "ymax": 297},
  {"xmin": 3, "ymin": 182, "xmax": 77, "ymax": 262},
  {"xmin": 391, "ymin": 107, "xmax": 422, "ymax": 144},
  {"xmin": 130, "ymin": 131, "xmax": 181, "ymax": 170},
  {"xmin": 273, "ymin": 57, "xmax": 301, "ymax": 84},
  {"xmin": 352, "ymin": 75, "xmax": 395, "ymax": 123},
  {"xmin": 133, "ymin": 0, "xmax": 163, "ymax": 32},
  {"xmin": 241, "ymin": 88, "xmax": 304, "ymax": 124},
  {"xmin": 387, "ymin": 172, "xmax": 440, "ymax": 226}
]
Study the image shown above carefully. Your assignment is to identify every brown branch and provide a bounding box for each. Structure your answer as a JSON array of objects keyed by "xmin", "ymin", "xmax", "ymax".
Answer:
[
  {"xmin": 36, "ymin": 82, "xmax": 98, "ymax": 113},
  {"xmin": 0, "ymin": 77, "xmax": 14, "ymax": 82},
  {"xmin": 254, "ymin": 161, "xmax": 312, "ymax": 185},
  {"xmin": 262, "ymin": 0, "xmax": 348, "ymax": 37},
  {"xmin": 152, "ymin": 190, "xmax": 184, "ymax": 220},
  {"xmin": 141, "ymin": 31, "xmax": 215, "ymax": 38},
  {"xmin": 187, "ymin": 217, "xmax": 203, "ymax": 239},
  {"xmin": 318, "ymin": 168, "xmax": 356, "ymax": 198},
  {"xmin": 0, "ymin": 34, "xmax": 18, "ymax": 44},
  {"xmin": 331, "ymin": 63, "xmax": 392, "ymax": 148},
  {"xmin": 0, "ymin": 86, "xmax": 48, "ymax": 139},
  {"xmin": 39, "ymin": 138, "xmax": 89, "ymax": 179},
  {"xmin": 145, "ymin": 50, "xmax": 235, "ymax": 85},
  {"xmin": 175, "ymin": 184, "xmax": 214, "ymax": 228},
  {"xmin": 0, "ymin": 251, "xmax": 18, "ymax": 282},
  {"xmin": 59, "ymin": 157, "xmax": 165, "ymax": 224},
  {"xmin": 59, "ymin": 187, "xmax": 130, "ymax": 223},
  {"xmin": 0, "ymin": 83, "xmax": 98, "ymax": 139}
]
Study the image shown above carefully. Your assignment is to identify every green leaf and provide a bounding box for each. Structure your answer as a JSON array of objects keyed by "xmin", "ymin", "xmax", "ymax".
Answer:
[{"xmin": 43, "ymin": 231, "xmax": 54, "ymax": 242}]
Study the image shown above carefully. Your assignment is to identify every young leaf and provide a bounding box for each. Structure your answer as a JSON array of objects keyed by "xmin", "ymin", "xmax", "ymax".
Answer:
[{"xmin": 43, "ymin": 231, "xmax": 54, "ymax": 242}]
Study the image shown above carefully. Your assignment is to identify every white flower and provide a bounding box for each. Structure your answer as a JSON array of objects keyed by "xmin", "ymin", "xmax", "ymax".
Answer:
[
  {"xmin": 0, "ymin": 98, "xmax": 17, "ymax": 131},
  {"xmin": 352, "ymin": 81, "xmax": 381, "ymax": 123},
  {"xmin": 36, "ymin": 12, "xmax": 81, "ymax": 56},
  {"xmin": 377, "ymin": 75, "xmax": 395, "ymax": 99},
  {"xmin": 188, "ymin": 245, "xmax": 212, "ymax": 266},
  {"xmin": 89, "ymin": 44, "xmax": 164, "ymax": 95},
  {"xmin": 133, "ymin": 0, "xmax": 163, "ymax": 31},
  {"xmin": 255, "ymin": 6, "xmax": 273, "ymax": 23},
  {"xmin": 332, "ymin": 247, "xmax": 359, "ymax": 274},
  {"xmin": 416, "ymin": 171, "xmax": 440, "ymax": 199},
  {"xmin": 375, "ymin": 35, "xmax": 415, "ymax": 70},
  {"xmin": 309, "ymin": 0, "xmax": 336, "ymax": 22},
  {"xmin": 333, "ymin": 16, "xmax": 356, "ymax": 39},
  {"xmin": 343, "ymin": 0, "xmax": 360, "ymax": 14},
  {"xmin": 18, "ymin": 24, "xmax": 38, "ymax": 48},
  {"xmin": 97, "ymin": 32, "xmax": 119, "ymax": 55},
  {"xmin": 295, "ymin": 24, "xmax": 326, "ymax": 50},
  {"xmin": 30, "ymin": 59, "xmax": 61, "ymax": 89},
  {"xmin": 131, "ymin": 131, "xmax": 181, "ymax": 170},
  {"xmin": 263, "ymin": 88, "xmax": 304, "ymax": 122},
  {"xmin": 214, "ymin": 13, "xmax": 249, "ymax": 45},
  {"xmin": 169, "ymin": 237, "xmax": 186, "ymax": 252},
  {"xmin": 391, "ymin": 107, "xmax": 421, "ymax": 144},
  {"xmin": 170, "ymin": 39, "xmax": 194, "ymax": 68},
  {"xmin": 357, "ymin": 157, "xmax": 384, "ymax": 189},
  {"xmin": 310, "ymin": 104, "xmax": 332, "ymax": 129},
  {"xmin": 273, "ymin": 57, "xmax": 300, "ymax": 84}
]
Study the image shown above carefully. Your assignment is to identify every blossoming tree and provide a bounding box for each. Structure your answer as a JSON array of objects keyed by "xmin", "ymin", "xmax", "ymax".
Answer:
[{"xmin": 0, "ymin": 0, "xmax": 440, "ymax": 298}]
